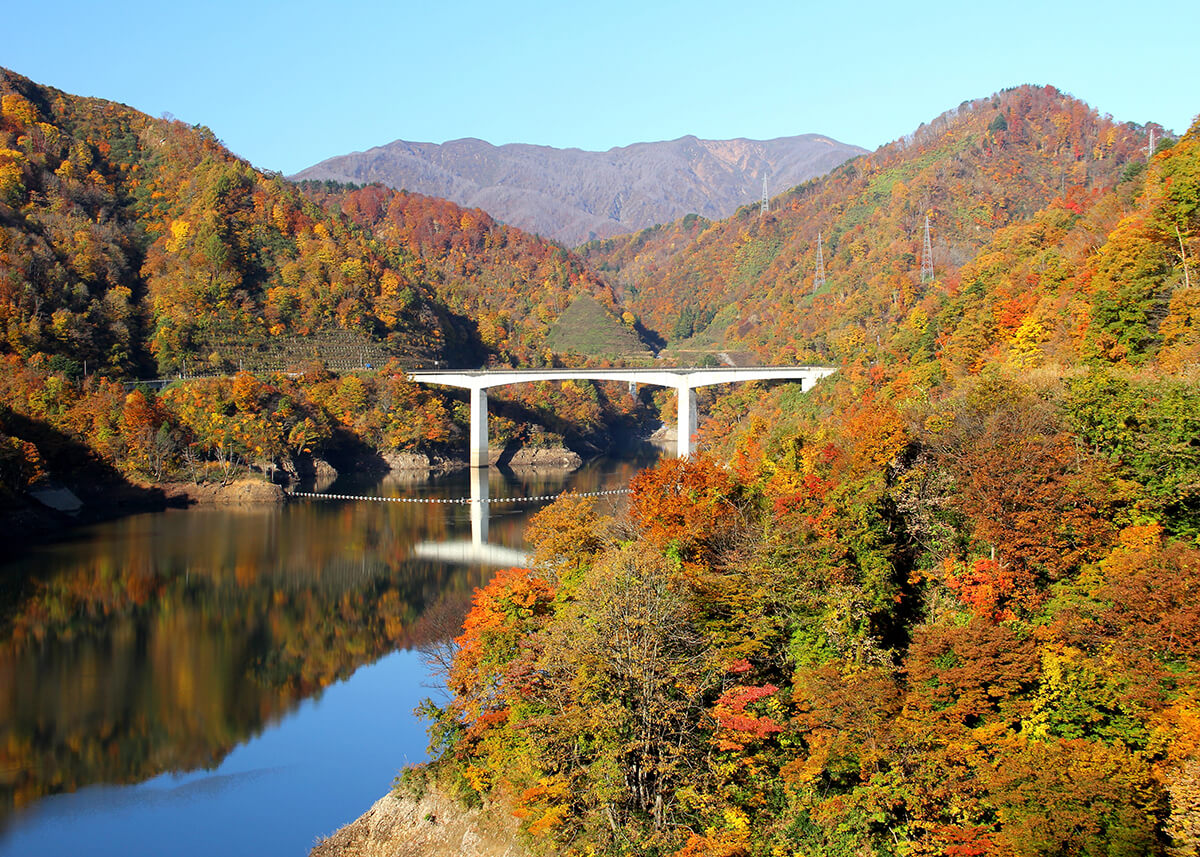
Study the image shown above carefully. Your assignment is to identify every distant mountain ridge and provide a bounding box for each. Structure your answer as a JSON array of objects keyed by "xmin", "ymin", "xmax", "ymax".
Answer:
[{"xmin": 290, "ymin": 134, "xmax": 867, "ymax": 245}]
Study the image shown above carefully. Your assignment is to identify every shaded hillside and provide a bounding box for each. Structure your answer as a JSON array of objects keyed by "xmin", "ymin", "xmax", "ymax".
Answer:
[
  {"xmin": 583, "ymin": 85, "xmax": 1166, "ymax": 365},
  {"xmin": 300, "ymin": 183, "xmax": 651, "ymax": 364},
  {"xmin": 0, "ymin": 68, "xmax": 469, "ymax": 378},
  {"xmin": 291, "ymin": 134, "xmax": 866, "ymax": 246}
]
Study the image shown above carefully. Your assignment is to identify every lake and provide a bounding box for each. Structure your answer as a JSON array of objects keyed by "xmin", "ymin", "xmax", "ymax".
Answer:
[{"xmin": 0, "ymin": 450, "xmax": 659, "ymax": 856}]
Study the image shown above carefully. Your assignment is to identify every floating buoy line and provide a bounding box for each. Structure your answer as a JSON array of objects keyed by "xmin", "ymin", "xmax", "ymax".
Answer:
[{"xmin": 289, "ymin": 488, "xmax": 632, "ymax": 505}]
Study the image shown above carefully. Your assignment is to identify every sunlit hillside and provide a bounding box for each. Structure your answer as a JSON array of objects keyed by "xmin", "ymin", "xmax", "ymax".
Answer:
[{"xmin": 584, "ymin": 85, "xmax": 1177, "ymax": 371}]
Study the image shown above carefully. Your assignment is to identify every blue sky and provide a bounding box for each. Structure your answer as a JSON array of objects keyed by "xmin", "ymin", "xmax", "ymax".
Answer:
[{"xmin": 4, "ymin": 0, "xmax": 1196, "ymax": 175}]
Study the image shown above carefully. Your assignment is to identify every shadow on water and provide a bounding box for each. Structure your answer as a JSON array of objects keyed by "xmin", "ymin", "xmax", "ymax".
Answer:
[{"xmin": 0, "ymin": 448, "xmax": 661, "ymax": 845}]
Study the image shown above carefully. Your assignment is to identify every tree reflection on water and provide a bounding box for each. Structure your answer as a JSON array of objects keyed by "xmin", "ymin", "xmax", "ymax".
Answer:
[{"xmin": 0, "ymin": 454, "xmax": 652, "ymax": 830}]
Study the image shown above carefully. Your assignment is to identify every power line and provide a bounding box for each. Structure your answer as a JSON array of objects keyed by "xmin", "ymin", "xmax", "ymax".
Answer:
[
  {"xmin": 920, "ymin": 214, "xmax": 935, "ymax": 284},
  {"xmin": 813, "ymin": 232, "xmax": 826, "ymax": 294}
]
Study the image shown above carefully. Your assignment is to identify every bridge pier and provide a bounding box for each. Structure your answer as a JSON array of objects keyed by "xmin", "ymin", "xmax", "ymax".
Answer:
[
  {"xmin": 469, "ymin": 386, "xmax": 489, "ymax": 468},
  {"xmin": 677, "ymin": 383, "xmax": 697, "ymax": 458}
]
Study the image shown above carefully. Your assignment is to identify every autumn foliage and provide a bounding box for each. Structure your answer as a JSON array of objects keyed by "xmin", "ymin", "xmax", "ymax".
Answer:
[
  {"xmin": 303, "ymin": 182, "xmax": 638, "ymax": 365},
  {"xmin": 5, "ymin": 64, "xmax": 1200, "ymax": 857},
  {"xmin": 409, "ymin": 104, "xmax": 1200, "ymax": 857},
  {"xmin": 425, "ymin": 365, "xmax": 1200, "ymax": 855}
]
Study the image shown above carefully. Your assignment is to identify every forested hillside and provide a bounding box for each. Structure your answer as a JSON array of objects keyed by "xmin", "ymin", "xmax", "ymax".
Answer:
[
  {"xmin": 419, "ymin": 90, "xmax": 1200, "ymax": 857},
  {"xmin": 0, "ymin": 69, "xmax": 655, "ymax": 503},
  {"xmin": 583, "ymin": 85, "xmax": 1167, "ymax": 364},
  {"xmin": 300, "ymin": 182, "xmax": 649, "ymax": 364},
  {"xmin": 3, "ymin": 57, "xmax": 1200, "ymax": 857},
  {"xmin": 0, "ymin": 69, "xmax": 470, "ymax": 378}
]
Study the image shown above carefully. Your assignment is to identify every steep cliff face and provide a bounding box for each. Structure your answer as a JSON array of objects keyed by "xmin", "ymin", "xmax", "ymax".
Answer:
[
  {"xmin": 310, "ymin": 782, "xmax": 526, "ymax": 857},
  {"xmin": 291, "ymin": 134, "xmax": 866, "ymax": 245}
]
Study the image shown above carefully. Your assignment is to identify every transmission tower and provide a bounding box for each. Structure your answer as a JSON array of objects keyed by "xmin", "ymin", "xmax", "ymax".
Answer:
[
  {"xmin": 920, "ymin": 214, "xmax": 935, "ymax": 283},
  {"xmin": 760, "ymin": 174, "xmax": 769, "ymax": 216},
  {"xmin": 813, "ymin": 232, "xmax": 826, "ymax": 294}
]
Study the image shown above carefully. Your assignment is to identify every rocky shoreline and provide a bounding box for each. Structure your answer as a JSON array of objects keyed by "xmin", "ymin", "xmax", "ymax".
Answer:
[
  {"xmin": 311, "ymin": 777, "xmax": 526, "ymax": 857},
  {"xmin": 3, "ymin": 442, "xmax": 594, "ymax": 550},
  {"xmin": 379, "ymin": 445, "xmax": 582, "ymax": 472},
  {"xmin": 1, "ymin": 476, "xmax": 288, "ymax": 549}
]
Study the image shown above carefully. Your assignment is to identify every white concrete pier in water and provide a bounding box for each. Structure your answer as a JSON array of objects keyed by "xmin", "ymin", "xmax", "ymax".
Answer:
[{"xmin": 408, "ymin": 366, "xmax": 837, "ymax": 467}]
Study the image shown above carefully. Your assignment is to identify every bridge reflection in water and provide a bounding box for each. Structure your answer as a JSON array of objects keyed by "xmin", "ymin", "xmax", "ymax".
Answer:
[
  {"xmin": 411, "ymin": 469, "xmax": 635, "ymax": 566},
  {"xmin": 293, "ymin": 467, "xmax": 635, "ymax": 569},
  {"xmin": 412, "ymin": 468, "xmax": 530, "ymax": 567}
]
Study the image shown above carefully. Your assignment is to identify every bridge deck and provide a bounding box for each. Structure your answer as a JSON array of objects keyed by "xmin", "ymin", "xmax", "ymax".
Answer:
[
  {"xmin": 407, "ymin": 365, "xmax": 837, "ymax": 466},
  {"xmin": 408, "ymin": 365, "xmax": 835, "ymax": 390}
]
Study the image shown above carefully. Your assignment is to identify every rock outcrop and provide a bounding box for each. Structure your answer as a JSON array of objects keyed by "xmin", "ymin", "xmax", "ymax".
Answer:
[
  {"xmin": 489, "ymin": 446, "xmax": 582, "ymax": 470},
  {"xmin": 158, "ymin": 478, "xmax": 287, "ymax": 505},
  {"xmin": 380, "ymin": 451, "xmax": 465, "ymax": 473},
  {"xmin": 311, "ymin": 782, "xmax": 526, "ymax": 857}
]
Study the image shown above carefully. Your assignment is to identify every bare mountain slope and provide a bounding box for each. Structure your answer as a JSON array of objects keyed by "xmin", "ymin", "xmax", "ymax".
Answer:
[{"xmin": 290, "ymin": 134, "xmax": 866, "ymax": 245}]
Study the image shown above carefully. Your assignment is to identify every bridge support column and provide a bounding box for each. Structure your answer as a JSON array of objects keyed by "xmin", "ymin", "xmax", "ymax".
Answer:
[
  {"xmin": 469, "ymin": 386, "xmax": 489, "ymax": 468},
  {"xmin": 676, "ymin": 383, "xmax": 697, "ymax": 459}
]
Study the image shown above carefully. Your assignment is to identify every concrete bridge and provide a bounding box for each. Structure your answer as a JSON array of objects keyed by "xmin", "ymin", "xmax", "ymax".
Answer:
[{"xmin": 408, "ymin": 366, "xmax": 837, "ymax": 467}]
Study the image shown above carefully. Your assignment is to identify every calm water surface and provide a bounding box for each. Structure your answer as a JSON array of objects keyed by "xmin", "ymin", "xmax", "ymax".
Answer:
[{"xmin": 0, "ymin": 452, "xmax": 658, "ymax": 856}]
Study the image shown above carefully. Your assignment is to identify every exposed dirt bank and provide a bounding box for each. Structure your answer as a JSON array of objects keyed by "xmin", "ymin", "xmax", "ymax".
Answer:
[
  {"xmin": 311, "ymin": 781, "xmax": 526, "ymax": 857},
  {"xmin": 2, "ymin": 478, "xmax": 172, "ymax": 549},
  {"xmin": 156, "ymin": 477, "xmax": 287, "ymax": 505},
  {"xmin": 3, "ymin": 476, "xmax": 293, "ymax": 553}
]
